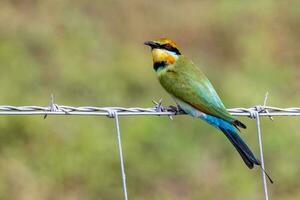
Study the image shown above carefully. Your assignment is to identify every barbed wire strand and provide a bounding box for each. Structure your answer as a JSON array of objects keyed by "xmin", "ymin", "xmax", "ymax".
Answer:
[
  {"xmin": 0, "ymin": 96, "xmax": 299, "ymax": 200},
  {"xmin": 0, "ymin": 105, "xmax": 299, "ymax": 116}
]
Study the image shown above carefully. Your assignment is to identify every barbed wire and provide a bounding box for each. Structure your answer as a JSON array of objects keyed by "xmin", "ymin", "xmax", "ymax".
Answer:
[
  {"xmin": 0, "ymin": 92, "xmax": 298, "ymax": 118},
  {"xmin": 0, "ymin": 92, "xmax": 297, "ymax": 118},
  {"xmin": 0, "ymin": 104, "xmax": 298, "ymax": 117}
]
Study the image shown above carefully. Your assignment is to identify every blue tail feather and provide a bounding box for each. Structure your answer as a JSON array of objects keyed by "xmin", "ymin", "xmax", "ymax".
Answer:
[
  {"xmin": 175, "ymin": 100, "xmax": 273, "ymax": 182},
  {"xmin": 204, "ymin": 115, "xmax": 261, "ymax": 169}
]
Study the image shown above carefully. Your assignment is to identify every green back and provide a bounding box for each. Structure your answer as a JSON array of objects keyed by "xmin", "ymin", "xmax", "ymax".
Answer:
[{"xmin": 158, "ymin": 56, "xmax": 236, "ymax": 123}]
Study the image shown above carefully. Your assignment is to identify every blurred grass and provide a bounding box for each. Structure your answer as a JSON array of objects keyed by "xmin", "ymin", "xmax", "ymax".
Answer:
[{"xmin": 0, "ymin": 0, "xmax": 299, "ymax": 199}]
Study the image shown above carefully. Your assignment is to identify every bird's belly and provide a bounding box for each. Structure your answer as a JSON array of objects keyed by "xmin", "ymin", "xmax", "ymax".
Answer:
[{"xmin": 172, "ymin": 96, "xmax": 206, "ymax": 118}]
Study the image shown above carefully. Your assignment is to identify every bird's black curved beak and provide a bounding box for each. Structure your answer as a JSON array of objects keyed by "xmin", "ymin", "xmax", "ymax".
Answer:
[{"xmin": 144, "ymin": 41, "xmax": 159, "ymax": 48}]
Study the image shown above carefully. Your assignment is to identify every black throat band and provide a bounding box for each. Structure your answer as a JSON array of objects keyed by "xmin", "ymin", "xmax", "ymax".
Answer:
[{"xmin": 153, "ymin": 61, "xmax": 167, "ymax": 71}]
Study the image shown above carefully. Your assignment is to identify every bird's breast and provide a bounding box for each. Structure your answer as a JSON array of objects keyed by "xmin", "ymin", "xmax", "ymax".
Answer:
[{"xmin": 172, "ymin": 96, "xmax": 206, "ymax": 119}]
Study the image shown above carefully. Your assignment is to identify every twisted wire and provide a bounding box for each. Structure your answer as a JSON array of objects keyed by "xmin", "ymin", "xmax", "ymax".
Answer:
[{"xmin": 0, "ymin": 105, "xmax": 298, "ymax": 117}]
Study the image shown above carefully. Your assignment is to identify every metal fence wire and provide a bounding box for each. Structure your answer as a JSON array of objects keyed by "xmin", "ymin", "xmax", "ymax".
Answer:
[{"xmin": 0, "ymin": 94, "xmax": 299, "ymax": 200}]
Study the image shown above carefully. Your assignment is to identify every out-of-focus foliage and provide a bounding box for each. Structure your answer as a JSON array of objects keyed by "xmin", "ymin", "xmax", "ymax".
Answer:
[{"xmin": 0, "ymin": 0, "xmax": 299, "ymax": 199}]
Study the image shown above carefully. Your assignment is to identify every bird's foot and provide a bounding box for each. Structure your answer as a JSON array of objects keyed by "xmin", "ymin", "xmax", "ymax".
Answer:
[
  {"xmin": 167, "ymin": 105, "xmax": 185, "ymax": 115},
  {"xmin": 152, "ymin": 99, "xmax": 184, "ymax": 120}
]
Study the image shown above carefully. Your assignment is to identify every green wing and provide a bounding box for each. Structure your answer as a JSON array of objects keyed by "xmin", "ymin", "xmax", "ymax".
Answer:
[{"xmin": 158, "ymin": 56, "xmax": 244, "ymax": 128}]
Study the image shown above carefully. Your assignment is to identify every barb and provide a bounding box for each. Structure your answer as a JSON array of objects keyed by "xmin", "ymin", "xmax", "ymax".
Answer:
[
  {"xmin": 44, "ymin": 94, "xmax": 70, "ymax": 119},
  {"xmin": 254, "ymin": 92, "xmax": 273, "ymax": 121}
]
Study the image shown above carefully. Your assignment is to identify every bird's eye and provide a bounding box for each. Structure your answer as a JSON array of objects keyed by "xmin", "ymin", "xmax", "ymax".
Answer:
[
  {"xmin": 162, "ymin": 43, "xmax": 181, "ymax": 55},
  {"xmin": 164, "ymin": 44, "xmax": 172, "ymax": 50}
]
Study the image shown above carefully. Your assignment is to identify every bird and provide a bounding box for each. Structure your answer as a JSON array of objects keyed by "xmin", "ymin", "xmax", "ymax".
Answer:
[{"xmin": 144, "ymin": 38, "xmax": 273, "ymax": 183}]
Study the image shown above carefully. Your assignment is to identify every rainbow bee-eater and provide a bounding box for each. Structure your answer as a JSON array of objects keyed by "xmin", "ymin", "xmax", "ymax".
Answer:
[{"xmin": 144, "ymin": 38, "xmax": 272, "ymax": 182}]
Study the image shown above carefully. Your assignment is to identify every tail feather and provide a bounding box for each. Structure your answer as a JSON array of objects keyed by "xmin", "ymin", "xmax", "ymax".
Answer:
[
  {"xmin": 221, "ymin": 126, "xmax": 274, "ymax": 183},
  {"xmin": 233, "ymin": 119, "xmax": 247, "ymax": 129},
  {"xmin": 219, "ymin": 126, "xmax": 260, "ymax": 169},
  {"xmin": 204, "ymin": 115, "xmax": 260, "ymax": 168},
  {"xmin": 174, "ymin": 98, "xmax": 273, "ymax": 182},
  {"xmin": 206, "ymin": 116, "xmax": 274, "ymax": 183}
]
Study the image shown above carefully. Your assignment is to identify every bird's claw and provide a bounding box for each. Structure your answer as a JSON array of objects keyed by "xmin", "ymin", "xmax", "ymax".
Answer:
[
  {"xmin": 167, "ymin": 105, "xmax": 184, "ymax": 115},
  {"xmin": 152, "ymin": 99, "xmax": 185, "ymax": 120},
  {"xmin": 168, "ymin": 105, "xmax": 179, "ymax": 113}
]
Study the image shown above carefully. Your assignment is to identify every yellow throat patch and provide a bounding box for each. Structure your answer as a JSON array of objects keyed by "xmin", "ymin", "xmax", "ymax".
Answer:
[{"xmin": 152, "ymin": 48, "xmax": 176, "ymax": 64}]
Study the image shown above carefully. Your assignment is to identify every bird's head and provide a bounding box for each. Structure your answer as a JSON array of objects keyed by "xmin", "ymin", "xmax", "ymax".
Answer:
[{"xmin": 144, "ymin": 38, "xmax": 181, "ymax": 71}]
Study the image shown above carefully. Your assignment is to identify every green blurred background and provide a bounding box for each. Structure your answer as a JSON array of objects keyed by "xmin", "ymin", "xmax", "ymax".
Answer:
[{"xmin": 0, "ymin": 0, "xmax": 299, "ymax": 199}]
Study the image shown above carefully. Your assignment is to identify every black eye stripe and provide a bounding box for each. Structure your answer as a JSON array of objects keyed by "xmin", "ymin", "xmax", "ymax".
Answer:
[{"xmin": 159, "ymin": 44, "xmax": 181, "ymax": 55}]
